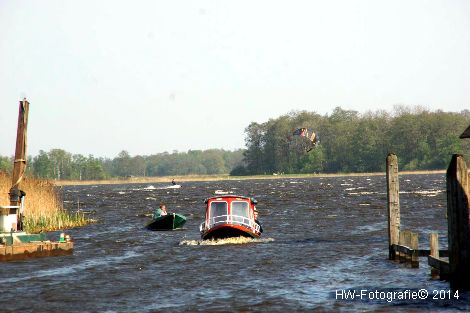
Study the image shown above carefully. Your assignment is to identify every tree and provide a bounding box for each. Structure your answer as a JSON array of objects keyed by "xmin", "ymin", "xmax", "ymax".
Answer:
[
  {"xmin": 0, "ymin": 156, "xmax": 12, "ymax": 173},
  {"xmin": 32, "ymin": 150, "xmax": 54, "ymax": 178}
]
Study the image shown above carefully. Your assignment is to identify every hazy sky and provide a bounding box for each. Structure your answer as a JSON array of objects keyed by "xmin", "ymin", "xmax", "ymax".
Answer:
[{"xmin": 1, "ymin": 1, "xmax": 469, "ymax": 158}]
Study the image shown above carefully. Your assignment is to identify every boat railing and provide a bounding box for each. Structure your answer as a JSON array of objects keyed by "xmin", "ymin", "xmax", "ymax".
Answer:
[{"xmin": 202, "ymin": 214, "xmax": 260, "ymax": 233}]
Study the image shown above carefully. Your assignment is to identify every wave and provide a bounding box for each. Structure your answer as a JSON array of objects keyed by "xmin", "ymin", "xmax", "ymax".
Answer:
[{"xmin": 0, "ymin": 250, "xmax": 141, "ymax": 284}]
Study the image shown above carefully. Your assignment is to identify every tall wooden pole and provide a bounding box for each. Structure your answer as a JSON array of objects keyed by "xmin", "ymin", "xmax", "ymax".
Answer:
[
  {"xmin": 446, "ymin": 154, "xmax": 470, "ymax": 289},
  {"xmin": 9, "ymin": 99, "xmax": 29, "ymax": 230},
  {"xmin": 386, "ymin": 153, "xmax": 400, "ymax": 260}
]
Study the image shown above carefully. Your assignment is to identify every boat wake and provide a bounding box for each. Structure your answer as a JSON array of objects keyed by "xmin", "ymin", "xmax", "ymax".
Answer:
[
  {"xmin": 158, "ymin": 185, "xmax": 182, "ymax": 189},
  {"xmin": 179, "ymin": 236, "xmax": 275, "ymax": 246}
]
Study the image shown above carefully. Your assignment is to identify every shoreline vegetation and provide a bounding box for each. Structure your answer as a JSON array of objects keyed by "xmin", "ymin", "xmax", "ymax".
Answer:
[
  {"xmin": 0, "ymin": 172, "xmax": 93, "ymax": 233},
  {"xmin": 54, "ymin": 170, "xmax": 446, "ymax": 186}
]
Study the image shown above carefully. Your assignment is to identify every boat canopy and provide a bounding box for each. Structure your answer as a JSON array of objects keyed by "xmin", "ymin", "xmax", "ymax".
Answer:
[{"xmin": 202, "ymin": 196, "xmax": 260, "ymax": 233}]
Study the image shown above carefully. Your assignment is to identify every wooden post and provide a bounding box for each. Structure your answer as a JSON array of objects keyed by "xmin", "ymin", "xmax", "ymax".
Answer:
[
  {"xmin": 430, "ymin": 233, "xmax": 439, "ymax": 278},
  {"xmin": 387, "ymin": 153, "xmax": 400, "ymax": 260},
  {"xmin": 398, "ymin": 231, "xmax": 405, "ymax": 262},
  {"xmin": 410, "ymin": 232, "xmax": 419, "ymax": 268},
  {"xmin": 403, "ymin": 230, "xmax": 411, "ymax": 264},
  {"xmin": 9, "ymin": 99, "xmax": 29, "ymax": 231},
  {"xmin": 446, "ymin": 154, "xmax": 470, "ymax": 289}
]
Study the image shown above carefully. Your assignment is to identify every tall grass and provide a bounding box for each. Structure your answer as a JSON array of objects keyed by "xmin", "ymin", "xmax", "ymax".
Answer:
[{"xmin": 0, "ymin": 172, "xmax": 92, "ymax": 233}]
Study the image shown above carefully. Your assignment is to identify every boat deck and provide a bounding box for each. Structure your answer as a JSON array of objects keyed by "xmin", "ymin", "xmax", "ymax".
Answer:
[{"xmin": 0, "ymin": 241, "xmax": 73, "ymax": 261}]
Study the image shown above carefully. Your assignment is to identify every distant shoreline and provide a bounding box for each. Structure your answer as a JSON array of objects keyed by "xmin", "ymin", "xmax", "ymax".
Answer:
[{"xmin": 53, "ymin": 170, "xmax": 446, "ymax": 186}]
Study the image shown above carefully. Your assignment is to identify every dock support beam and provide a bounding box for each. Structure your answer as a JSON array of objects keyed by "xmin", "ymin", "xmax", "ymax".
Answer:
[
  {"xmin": 387, "ymin": 153, "xmax": 400, "ymax": 260},
  {"xmin": 446, "ymin": 154, "xmax": 470, "ymax": 289}
]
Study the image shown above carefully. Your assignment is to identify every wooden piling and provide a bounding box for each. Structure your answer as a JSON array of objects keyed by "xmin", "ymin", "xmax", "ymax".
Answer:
[
  {"xmin": 403, "ymin": 230, "xmax": 412, "ymax": 264},
  {"xmin": 430, "ymin": 233, "xmax": 440, "ymax": 278},
  {"xmin": 386, "ymin": 153, "xmax": 400, "ymax": 260},
  {"xmin": 446, "ymin": 154, "xmax": 470, "ymax": 289},
  {"xmin": 410, "ymin": 232, "xmax": 419, "ymax": 268},
  {"xmin": 398, "ymin": 231, "xmax": 405, "ymax": 262}
]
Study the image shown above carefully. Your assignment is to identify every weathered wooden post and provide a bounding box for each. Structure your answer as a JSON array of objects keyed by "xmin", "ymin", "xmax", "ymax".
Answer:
[
  {"xmin": 446, "ymin": 154, "xmax": 470, "ymax": 289},
  {"xmin": 398, "ymin": 231, "xmax": 405, "ymax": 262},
  {"xmin": 387, "ymin": 153, "xmax": 400, "ymax": 260},
  {"xmin": 429, "ymin": 233, "xmax": 440, "ymax": 278},
  {"xmin": 9, "ymin": 98, "xmax": 29, "ymax": 231},
  {"xmin": 410, "ymin": 232, "xmax": 419, "ymax": 268}
]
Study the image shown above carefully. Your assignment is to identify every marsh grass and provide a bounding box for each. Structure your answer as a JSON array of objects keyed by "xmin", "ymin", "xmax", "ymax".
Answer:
[
  {"xmin": 23, "ymin": 211, "xmax": 89, "ymax": 233},
  {"xmin": 0, "ymin": 171, "xmax": 93, "ymax": 233}
]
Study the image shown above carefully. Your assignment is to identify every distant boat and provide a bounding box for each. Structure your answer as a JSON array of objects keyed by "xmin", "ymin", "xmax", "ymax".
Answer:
[
  {"xmin": 146, "ymin": 213, "xmax": 186, "ymax": 230},
  {"xmin": 199, "ymin": 195, "xmax": 262, "ymax": 240}
]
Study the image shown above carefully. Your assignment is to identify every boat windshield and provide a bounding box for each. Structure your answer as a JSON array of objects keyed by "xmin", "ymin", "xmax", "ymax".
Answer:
[
  {"xmin": 231, "ymin": 201, "xmax": 250, "ymax": 224},
  {"xmin": 210, "ymin": 201, "xmax": 227, "ymax": 221}
]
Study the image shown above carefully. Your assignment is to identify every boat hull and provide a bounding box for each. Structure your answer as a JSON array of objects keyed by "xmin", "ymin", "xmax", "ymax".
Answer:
[
  {"xmin": 146, "ymin": 213, "xmax": 186, "ymax": 231},
  {"xmin": 201, "ymin": 223, "xmax": 260, "ymax": 240}
]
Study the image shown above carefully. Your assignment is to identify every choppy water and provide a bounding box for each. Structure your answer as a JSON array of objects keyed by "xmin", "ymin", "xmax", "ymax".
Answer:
[{"xmin": 1, "ymin": 174, "xmax": 469, "ymax": 312}]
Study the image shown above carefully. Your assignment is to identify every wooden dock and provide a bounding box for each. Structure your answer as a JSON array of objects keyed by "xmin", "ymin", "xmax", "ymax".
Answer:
[{"xmin": 386, "ymin": 152, "xmax": 470, "ymax": 289}]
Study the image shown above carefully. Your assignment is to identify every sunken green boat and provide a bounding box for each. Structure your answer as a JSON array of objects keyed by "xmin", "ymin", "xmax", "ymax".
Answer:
[{"xmin": 145, "ymin": 213, "xmax": 187, "ymax": 231}]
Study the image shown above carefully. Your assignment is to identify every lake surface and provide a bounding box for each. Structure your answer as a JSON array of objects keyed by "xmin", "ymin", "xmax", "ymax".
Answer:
[{"xmin": 1, "ymin": 174, "xmax": 469, "ymax": 312}]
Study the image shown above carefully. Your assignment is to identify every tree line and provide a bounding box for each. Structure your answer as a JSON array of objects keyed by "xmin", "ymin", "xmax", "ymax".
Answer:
[
  {"xmin": 0, "ymin": 149, "xmax": 244, "ymax": 180},
  {"xmin": 1, "ymin": 106, "xmax": 469, "ymax": 180},
  {"xmin": 233, "ymin": 106, "xmax": 470, "ymax": 175}
]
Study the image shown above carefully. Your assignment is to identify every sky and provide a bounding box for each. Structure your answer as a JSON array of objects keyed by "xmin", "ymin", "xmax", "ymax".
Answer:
[{"xmin": 1, "ymin": 0, "xmax": 469, "ymax": 158}]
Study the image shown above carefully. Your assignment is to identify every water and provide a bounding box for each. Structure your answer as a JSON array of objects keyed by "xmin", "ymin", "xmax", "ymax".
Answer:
[{"xmin": 1, "ymin": 174, "xmax": 469, "ymax": 312}]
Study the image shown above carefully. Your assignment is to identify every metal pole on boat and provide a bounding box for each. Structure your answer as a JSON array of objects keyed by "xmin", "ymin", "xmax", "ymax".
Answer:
[{"xmin": 8, "ymin": 98, "xmax": 29, "ymax": 231}]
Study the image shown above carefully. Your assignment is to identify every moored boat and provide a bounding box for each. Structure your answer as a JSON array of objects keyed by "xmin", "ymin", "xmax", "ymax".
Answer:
[
  {"xmin": 199, "ymin": 195, "xmax": 262, "ymax": 240},
  {"xmin": 146, "ymin": 213, "xmax": 186, "ymax": 230}
]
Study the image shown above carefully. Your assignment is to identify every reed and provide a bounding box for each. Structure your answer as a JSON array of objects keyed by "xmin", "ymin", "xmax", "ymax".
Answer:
[
  {"xmin": 0, "ymin": 172, "xmax": 92, "ymax": 233},
  {"xmin": 23, "ymin": 211, "xmax": 89, "ymax": 233}
]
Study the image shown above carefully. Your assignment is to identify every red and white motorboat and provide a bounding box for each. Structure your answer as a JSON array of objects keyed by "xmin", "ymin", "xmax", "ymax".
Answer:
[{"xmin": 199, "ymin": 195, "xmax": 262, "ymax": 240}]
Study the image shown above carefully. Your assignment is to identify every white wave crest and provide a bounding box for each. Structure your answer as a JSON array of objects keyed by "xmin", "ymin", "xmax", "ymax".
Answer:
[{"xmin": 179, "ymin": 236, "xmax": 275, "ymax": 246}]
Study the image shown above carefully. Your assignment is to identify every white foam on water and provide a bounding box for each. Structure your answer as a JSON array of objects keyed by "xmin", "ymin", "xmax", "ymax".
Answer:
[
  {"xmin": 214, "ymin": 190, "xmax": 232, "ymax": 195},
  {"xmin": 160, "ymin": 185, "xmax": 181, "ymax": 189},
  {"xmin": 144, "ymin": 185, "xmax": 156, "ymax": 190},
  {"xmin": 399, "ymin": 189, "xmax": 444, "ymax": 197},
  {"xmin": 348, "ymin": 191, "xmax": 377, "ymax": 195},
  {"xmin": 344, "ymin": 187, "xmax": 366, "ymax": 191},
  {"xmin": 179, "ymin": 237, "xmax": 275, "ymax": 246}
]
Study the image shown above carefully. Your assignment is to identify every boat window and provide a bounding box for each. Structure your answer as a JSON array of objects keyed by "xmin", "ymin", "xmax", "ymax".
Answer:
[
  {"xmin": 210, "ymin": 201, "xmax": 227, "ymax": 219},
  {"xmin": 231, "ymin": 201, "xmax": 249, "ymax": 224}
]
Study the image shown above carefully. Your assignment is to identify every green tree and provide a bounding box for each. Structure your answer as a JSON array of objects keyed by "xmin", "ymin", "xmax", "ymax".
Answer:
[
  {"xmin": 0, "ymin": 156, "xmax": 12, "ymax": 173},
  {"xmin": 32, "ymin": 150, "xmax": 54, "ymax": 178}
]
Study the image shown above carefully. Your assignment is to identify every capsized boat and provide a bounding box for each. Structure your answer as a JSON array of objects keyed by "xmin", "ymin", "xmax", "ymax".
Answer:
[
  {"xmin": 199, "ymin": 195, "xmax": 261, "ymax": 240},
  {"xmin": 146, "ymin": 213, "xmax": 186, "ymax": 231}
]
